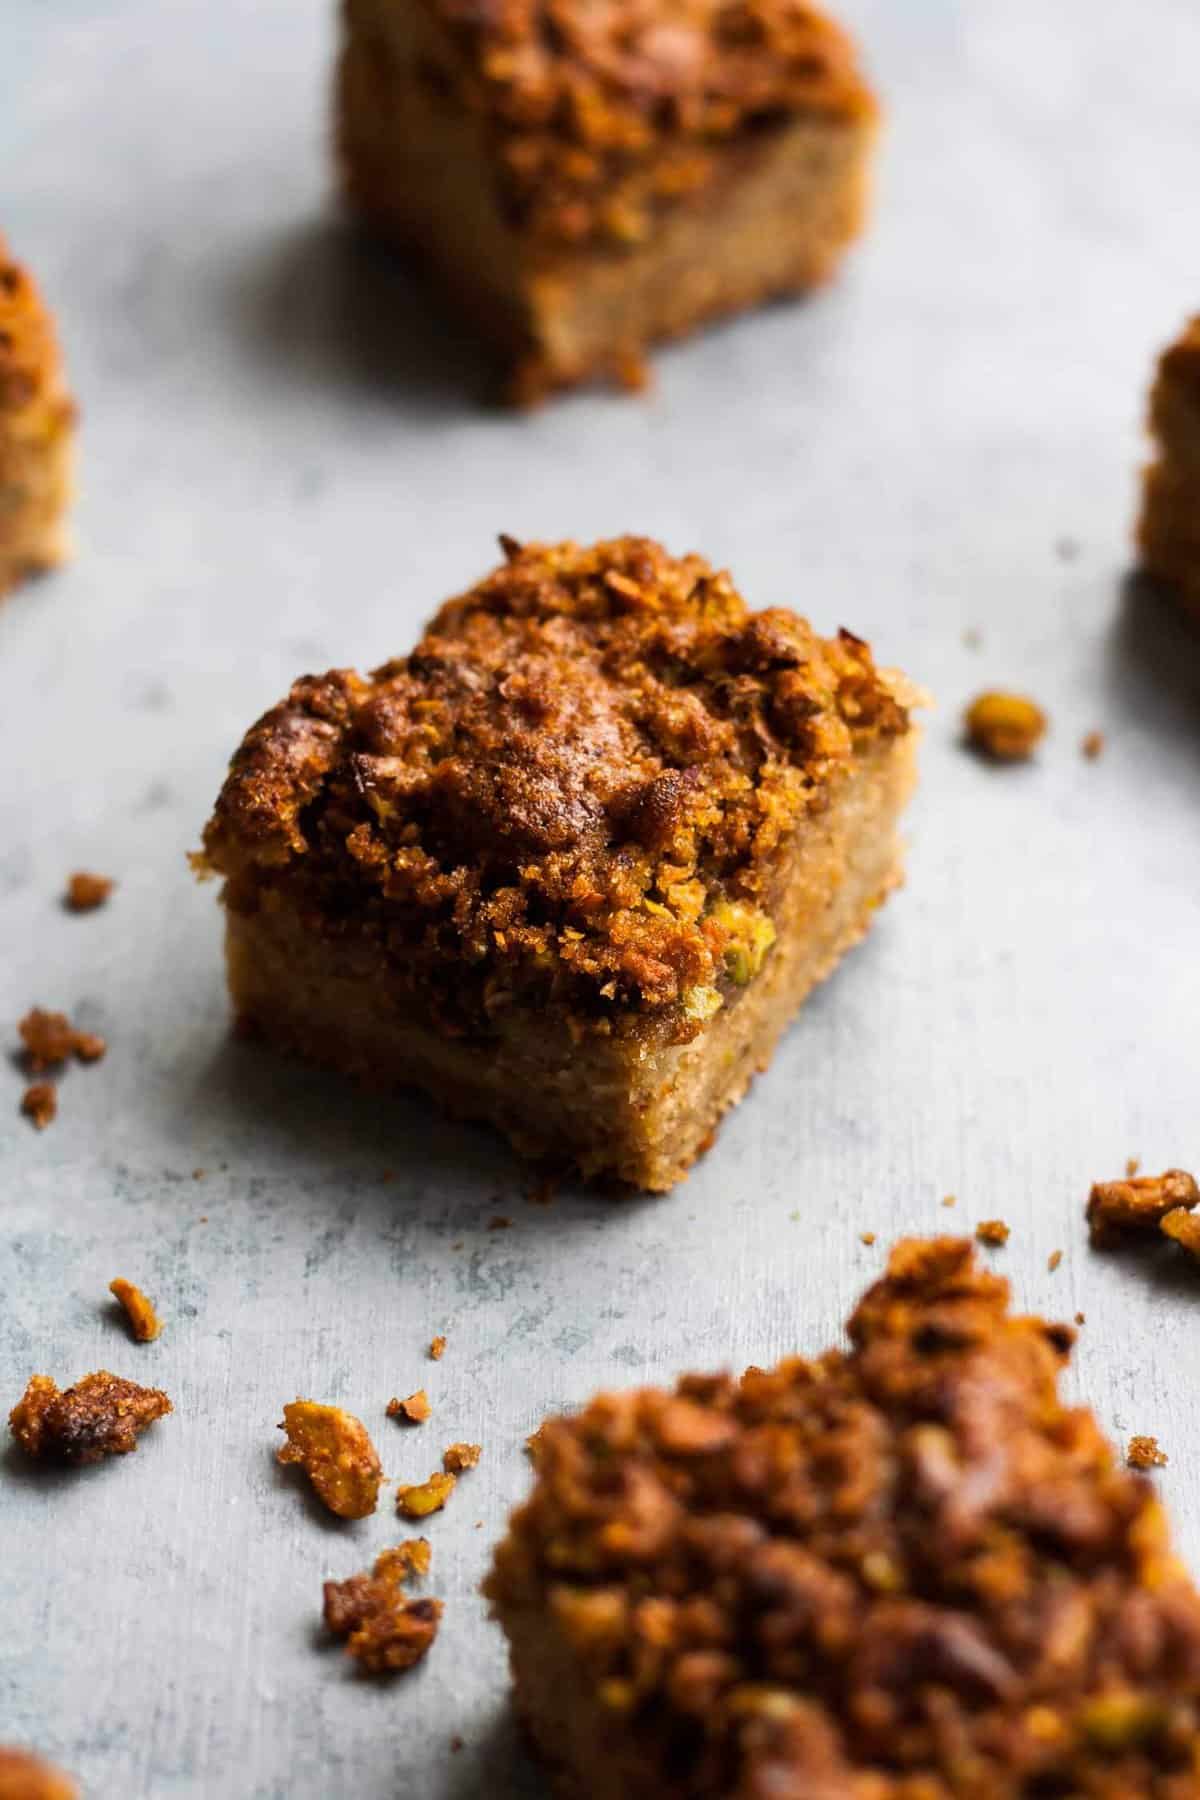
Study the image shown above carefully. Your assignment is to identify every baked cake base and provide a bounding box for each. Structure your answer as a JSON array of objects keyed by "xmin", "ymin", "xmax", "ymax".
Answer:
[{"xmin": 223, "ymin": 734, "xmax": 915, "ymax": 1191}]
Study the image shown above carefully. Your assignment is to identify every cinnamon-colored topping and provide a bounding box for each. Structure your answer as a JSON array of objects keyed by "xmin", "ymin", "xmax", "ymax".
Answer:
[
  {"xmin": 17, "ymin": 1008, "xmax": 105, "ymax": 1072},
  {"xmin": 323, "ymin": 1541, "xmax": 441, "ymax": 1675},
  {"xmin": 277, "ymin": 1400, "xmax": 383, "ymax": 1519},
  {"xmin": 9, "ymin": 1371, "xmax": 171, "ymax": 1464},
  {"xmin": 974, "ymin": 1218, "xmax": 1010, "ymax": 1246},
  {"xmin": 20, "ymin": 1083, "xmax": 56, "ymax": 1130},
  {"xmin": 442, "ymin": 1441, "xmax": 482, "ymax": 1472},
  {"xmin": 388, "ymin": 1390, "xmax": 431, "ymax": 1424},
  {"xmin": 203, "ymin": 538, "xmax": 911, "ymax": 1044},
  {"xmin": 397, "ymin": 1471, "xmax": 456, "ymax": 1518},
  {"xmin": 398, "ymin": 0, "xmax": 875, "ymax": 252},
  {"xmin": 964, "ymin": 691, "xmax": 1047, "ymax": 762},
  {"xmin": 1087, "ymin": 1169, "xmax": 1200, "ymax": 1247},
  {"xmin": 1127, "ymin": 1436, "xmax": 1168, "ymax": 1471},
  {"xmin": 64, "ymin": 871, "xmax": 114, "ymax": 912},
  {"xmin": 0, "ymin": 1747, "xmax": 78, "ymax": 1800},
  {"xmin": 109, "ymin": 1278, "xmax": 162, "ymax": 1343},
  {"xmin": 429, "ymin": 1335, "xmax": 447, "ymax": 1361},
  {"xmin": 489, "ymin": 1237, "xmax": 1200, "ymax": 1795}
]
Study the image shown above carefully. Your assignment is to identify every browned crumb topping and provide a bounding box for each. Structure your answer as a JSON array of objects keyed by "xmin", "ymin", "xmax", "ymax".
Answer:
[
  {"xmin": 202, "ymin": 538, "xmax": 913, "ymax": 1045},
  {"xmin": 1127, "ymin": 1435, "xmax": 1168, "ymax": 1471},
  {"xmin": 18, "ymin": 1008, "xmax": 104, "ymax": 1072},
  {"xmin": 323, "ymin": 1541, "xmax": 441, "ymax": 1675},
  {"xmin": 388, "ymin": 1390, "xmax": 431, "ymax": 1425},
  {"xmin": 1160, "ymin": 1207, "xmax": 1200, "ymax": 1260},
  {"xmin": 442, "ymin": 1442, "xmax": 482, "ymax": 1473},
  {"xmin": 398, "ymin": 0, "xmax": 875, "ymax": 252},
  {"xmin": 488, "ymin": 1237, "xmax": 1200, "ymax": 1795},
  {"xmin": 64, "ymin": 871, "xmax": 114, "ymax": 912},
  {"xmin": 964, "ymin": 691, "xmax": 1047, "ymax": 762},
  {"xmin": 1081, "ymin": 730, "xmax": 1105, "ymax": 761},
  {"xmin": 9, "ymin": 1371, "xmax": 171, "ymax": 1464},
  {"xmin": 397, "ymin": 1471, "xmax": 456, "ymax": 1518},
  {"xmin": 975, "ymin": 1218, "xmax": 1010, "ymax": 1246},
  {"xmin": 20, "ymin": 1083, "xmax": 56, "ymax": 1130},
  {"xmin": 0, "ymin": 1747, "xmax": 78, "ymax": 1799},
  {"xmin": 1047, "ymin": 1248, "xmax": 1063, "ymax": 1272},
  {"xmin": 1087, "ymin": 1169, "xmax": 1200, "ymax": 1247},
  {"xmin": 429, "ymin": 1336, "xmax": 447, "ymax": 1361},
  {"xmin": 109, "ymin": 1278, "xmax": 162, "ymax": 1343},
  {"xmin": 277, "ymin": 1400, "xmax": 383, "ymax": 1519}
]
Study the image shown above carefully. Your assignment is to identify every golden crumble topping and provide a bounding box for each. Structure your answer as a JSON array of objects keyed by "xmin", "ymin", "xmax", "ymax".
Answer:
[
  {"xmin": 64, "ymin": 871, "xmax": 114, "ymax": 912},
  {"xmin": 9, "ymin": 1371, "xmax": 171, "ymax": 1464},
  {"xmin": 109, "ymin": 1278, "xmax": 163, "ymax": 1343},
  {"xmin": 277, "ymin": 1400, "xmax": 383, "ymax": 1519},
  {"xmin": 488, "ymin": 1238, "xmax": 1200, "ymax": 1796},
  {"xmin": 323, "ymin": 1541, "xmax": 442, "ymax": 1675},
  {"xmin": 1087, "ymin": 1169, "xmax": 1200, "ymax": 1247},
  {"xmin": 203, "ymin": 537, "xmax": 911, "ymax": 1045}
]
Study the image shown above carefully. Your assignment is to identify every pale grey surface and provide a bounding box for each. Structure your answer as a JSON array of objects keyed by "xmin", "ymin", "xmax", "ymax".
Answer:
[{"xmin": 3, "ymin": 0, "xmax": 1200, "ymax": 1793}]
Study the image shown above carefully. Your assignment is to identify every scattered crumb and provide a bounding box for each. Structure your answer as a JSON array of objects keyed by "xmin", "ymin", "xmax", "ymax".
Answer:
[
  {"xmin": 198, "ymin": 1215, "xmax": 208, "ymax": 1224},
  {"xmin": 21, "ymin": 1082, "xmax": 57, "ymax": 1130},
  {"xmin": 962, "ymin": 627, "xmax": 982, "ymax": 651},
  {"xmin": 1160, "ymin": 1207, "xmax": 1200, "ymax": 1260},
  {"xmin": 429, "ymin": 1336, "xmax": 446, "ymax": 1361},
  {"xmin": 1087, "ymin": 1169, "xmax": 1199, "ymax": 1246},
  {"xmin": 1075, "ymin": 1311, "xmax": 1086, "ymax": 1326},
  {"xmin": 64, "ymin": 871, "xmax": 114, "ymax": 912},
  {"xmin": 1127, "ymin": 1435, "xmax": 1168, "ymax": 1471},
  {"xmin": 1055, "ymin": 535, "xmax": 1080, "ymax": 562},
  {"xmin": 975, "ymin": 1219, "xmax": 1010, "ymax": 1247},
  {"xmin": 450, "ymin": 1240, "xmax": 463, "ymax": 1251},
  {"xmin": 109, "ymin": 1278, "xmax": 162, "ymax": 1342},
  {"xmin": 1081, "ymin": 730, "xmax": 1105, "ymax": 761},
  {"xmin": 1047, "ymin": 1249, "xmax": 1063, "ymax": 1272},
  {"xmin": 964, "ymin": 691, "xmax": 1047, "ymax": 762},
  {"xmin": 1126, "ymin": 1157, "xmax": 1141, "ymax": 1177},
  {"xmin": 323, "ymin": 1541, "xmax": 441, "ymax": 1676},
  {"xmin": 9, "ymin": 1370, "xmax": 171, "ymax": 1463},
  {"xmin": 941, "ymin": 1194, "xmax": 957, "ymax": 1208},
  {"xmin": 192, "ymin": 1168, "xmax": 206, "ymax": 1180},
  {"xmin": 396, "ymin": 1471, "xmax": 456, "ymax": 1519},
  {"xmin": 487, "ymin": 1215, "xmax": 513, "ymax": 1231},
  {"xmin": 442, "ymin": 1442, "xmax": 482, "ymax": 1473},
  {"xmin": 860, "ymin": 1231, "xmax": 876, "ymax": 1246},
  {"xmin": 387, "ymin": 1390, "xmax": 430, "ymax": 1425},
  {"xmin": 277, "ymin": 1400, "xmax": 383, "ymax": 1519},
  {"xmin": 18, "ymin": 1007, "xmax": 105, "ymax": 1072}
]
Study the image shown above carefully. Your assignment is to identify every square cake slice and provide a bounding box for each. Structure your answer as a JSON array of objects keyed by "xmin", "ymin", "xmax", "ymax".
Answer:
[
  {"xmin": 335, "ymin": 0, "xmax": 878, "ymax": 400},
  {"xmin": 0, "ymin": 236, "xmax": 75, "ymax": 598},
  {"xmin": 1138, "ymin": 315, "xmax": 1200, "ymax": 618},
  {"xmin": 486, "ymin": 1237, "xmax": 1200, "ymax": 1798},
  {"xmin": 200, "ymin": 537, "xmax": 918, "ymax": 1191}
]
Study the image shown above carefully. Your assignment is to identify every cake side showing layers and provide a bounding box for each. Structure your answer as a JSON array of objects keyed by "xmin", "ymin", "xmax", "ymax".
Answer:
[
  {"xmin": 335, "ymin": 0, "xmax": 877, "ymax": 398},
  {"xmin": 1138, "ymin": 317, "xmax": 1200, "ymax": 617},
  {"xmin": 0, "ymin": 237, "xmax": 75, "ymax": 598},
  {"xmin": 201, "ymin": 537, "xmax": 918, "ymax": 1187},
  {"xmin": 486, "ymin": 1237, "xmax": 1200, "ymax": 1798}
]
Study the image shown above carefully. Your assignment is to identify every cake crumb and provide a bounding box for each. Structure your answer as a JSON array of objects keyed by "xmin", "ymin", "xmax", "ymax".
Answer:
[
  {"xmin": 64, "ymin": 871, "xmax": 114, "ymax": 912},
  {"xmin": 442, "ymin": 1442, "xmax": 482, "ymax": 1473},
  {"xmin": 1047, "ymin": 1249, "xmax": 1063, "ymax": 1272},
  {"xmin": 1075, "ymin": 1311, "xmax": 1086, "ymax": 1326},
  {"xmin": 18, "ymin": 1007, "xmax": 106, "ymax": 1072},
  {"xmin": 21, "ymin": 1081, "xmax": 57, "ymax": 1129},
  {"xmin": 277, "ymin": 1400, "xmax": 383, "ymax": 1519},
  {"xmin": 323, "ymin": 1541, "xmax": 441, "ymax": 1676},
  {"xmin": 941, "ymin": 1194, "xmax": 957, "ymax": 1208},
  {"xmin": 1055, "ymin": 535, "xmax": 1080, "ymax": 562},
  {"xmin": 1126, "ymin": 1157, "xmax": 1141, "ymax": 1177},
  {"xmin": 1087, "ymin": 1169, "xmax": 1199, "ymax": 1246},
  {"xmin": 962, "ymin": 627, "xmax": 982, "ymax": 650},
  {"xmin": 1081, "ymin": 730, "xmax": 1105, "ymax": 760},
  {"xmin": 109, "ymin": 1278, "xmax": 162, "ymax": 1342},
  {"xmin": 429, "ymin": 1336, "xmax": 447, "ymax": 1361},
  {"xmin": 9, "ymin": 1370, "xmax": 171, "ymax": 1463},
  {"xmin": 192, "ymin": 1167, "xmax": 206, "ymax": 1180},
  {"xmin": 396, "ymin": 1471, "xmax": 456, "ymax": 1518},
  {"xmin": 860, "ymin": 1231, "xmax": 876, "ymax": 1246},
  {"xmin": 487, "ymin": 1215, "xmax": 513, "ymax": 1231},
  {"xmin": 1127, "ymin": 1435, "xmax": 1167, "ymax": 1471},
  {"xmin": 387, "ymin": 1390, "xmax": 430, "ymax": 1425},
  {"xmin": 1160, "ymin": 1207, "xmax": 1200, "ymax": 1260},
  {"xmin": 964, "ymin": 691, "xmax": 1047, "ymax": 762},
  {"xmin": 975, "ymin": 1219, "xmax": 1010, "ymax": 1247}
]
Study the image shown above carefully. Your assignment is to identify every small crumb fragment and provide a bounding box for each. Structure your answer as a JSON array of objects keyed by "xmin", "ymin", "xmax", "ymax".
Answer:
[
  {"xmin": 442, "ymin": 1442, "xmax": 481, "ymax": 1473},
  {"xmin": 0, "ymin": 1747, "xmax": 78, "ymax": 1798},
  {"xmin": 487, "ymin": 1215, "xmax": 512, "ymax": 1231},
  {"xmin": 192, "ymin": 1168, "xmax": 206, "ymax": 1180},
  {"xmin": 1081, "ymin": 730, "xmax": 1105, "ymax": 761},
  {"xmin": 1047, "ymin": 1249, "xmax": 1063, "ymax": 1272},
  {"xmin": 323, "ymin": 1541, "xmax": 441, "ymax": 1675},
  {"xmin": 109, "ymin": 1278, "xmax": 162, "ymax": 1342},
  {"xmin": 975, "ymin": 1219, "xmax": 1010, "ymax": 1247},
  {"xmin": 429, "ymin": 1336, "xmax": 446, "ymax": 1361},
  {"xmin": 9, "ymin": 1370, "xmax": 171, "ymax": 1463},
  {"xmin": 941, "ymin": 1194, "xmax": 957, "ymax": 1208},
  {"xmin": 1160, "ymin": 1207, "xmax": 1200, "ymax": 1260},
  {"xmin": 1127, "ymin": 1435, "xmax": 1167, "ymax": 1471},
  {"xmin": 21, "ymin": 1082, "xmax": 57, "ymax": 1130},
  {"xmin": 1087, "ymin": 1169, "xmax": 1199, "ymax": 1246},
  {"xmin": 387, "ymin": 1390, "xmax": 430, "ymax": 1425},
  {"xmin": 964, "ymin": 691, "xmax": 1047, "ymax": 762},
  {"xmin": 962, "ymin": 627, "xmax": 982, "ymax": 650},
  {"xmin": 1075, "ymin": 1311, "xmax": 1086, "ymax": 1326},
  {"xmin": 860, "ymin": 1231, "xmax": 876, "ymax": 1246},
  {"xmin": 1126, "ymin": 1157, "xmax": 1141, "ymax": 1177},
  {"xmin": 396, "ymin": 1471, "xmax": 456, "ymax": 1518},
  {"xmin": 18, "ymin": 1007, "xmax": 106, "ymax": 1071},
  {"xmin": 64, "ymin": 871, "xmax": 114, "ymax": 912},
  {"xmin": 277, "ymin": 1400, "xmax": 383, "ymax": 1519}
]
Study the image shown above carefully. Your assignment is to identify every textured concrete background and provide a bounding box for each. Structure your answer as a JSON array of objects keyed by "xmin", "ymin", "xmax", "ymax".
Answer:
[{"xmin": 3, "ymin": 0, "xmax": 1200, "ymax": 1794}]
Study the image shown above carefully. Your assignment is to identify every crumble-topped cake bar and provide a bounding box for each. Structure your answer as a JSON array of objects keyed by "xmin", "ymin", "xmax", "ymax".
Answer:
[
  {"xmin": 0, "ymin": 235, "xmax": 75, "ymax": 598},
  {"xmin": 200, "ymin": 536, "xmax": 918, "ymax": 1190},
  {"xmin": 487, "ymin": 1237, "xmax": 1200, "ymax": 1797},
  {"xmin": 1139, "ymin": 316, "xmax": 1200, "ymax": 618},
  {"xmin": 336, "ymin": 0, "xmax": 879, "ymax": 400}
]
